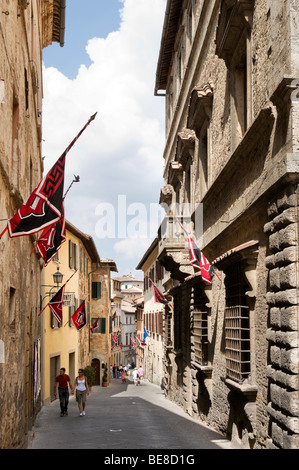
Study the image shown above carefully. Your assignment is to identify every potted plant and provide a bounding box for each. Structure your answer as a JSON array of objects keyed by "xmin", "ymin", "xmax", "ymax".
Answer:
[
  {"xmin": 102, "ymin": 363, "xmax": 108, "ymax": 387},
  {"xmin": 84, "ymin": 365, "xmax": 95, "ymax": 390}
]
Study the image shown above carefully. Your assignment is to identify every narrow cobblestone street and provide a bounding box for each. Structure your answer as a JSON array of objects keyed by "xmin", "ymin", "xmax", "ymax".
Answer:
[{"xmin": 29, "ymin": 377, "xmax": 234, "ymax": 451}]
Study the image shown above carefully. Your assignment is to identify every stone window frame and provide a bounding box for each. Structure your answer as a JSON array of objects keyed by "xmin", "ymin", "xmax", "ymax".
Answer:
[
  {"xmin": 166, "ymin": 76, "xmax": 174, "ymax": 130},
  {"xmin": 164, "ymin": 304, "xmax": 173, "ymax": 348},
  {"xmin": 186, "ymin": 82, "xmax": 214, "ymax": 202},
  {"xmin": 186, "ymin": 0, "xmax": 193, "ymax": 43},
  {"xmin": 174, "ymin": 25, "xmax": 186, "ymax": 94},
  {"xmin": 213, "ymin": 240, "xmax": 259, "ymax": 396},
  {"xmin": 215, "ymin": 0, "xmax": 254, "ymax": 151}
]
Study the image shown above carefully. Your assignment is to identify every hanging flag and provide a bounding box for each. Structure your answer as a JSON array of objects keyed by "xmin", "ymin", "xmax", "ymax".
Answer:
[
  {"xmin": 112, "ymin": 310, "xmax": 117, "ymax": 322},
  {"xmin": 5, "ymin": 151, "xmax": 66, "ymax": 238},
  {"xmin": 48, "ymin": 284, "xmax": 65, "ymax": 324},
  {"xmin": 39, "ymin": 270, "xmax": 77, "ymax": 319},
  {"xmin": 33, "ymin": 176, "xmax": 79, "ymax": 266},
  {"xmin": 34, "ymin": 204, "xmax": 66, "ymax": 266},
  {"xmin": 0, "ymin": 113, "xmax": 97, "ymax": 240},
  {"xmin": 142, "ymin": 327, "xmax": 149, "ymax": 344},
  {"xmin": 187, "ymin": 234, "xmax": 215, "ymax": 284},
  {"xmin": 135, "ymin": 336, "xmax": 142, "ymax": 345},
  {"xmin": 147, "ymin": 276, "xmax": 168, "ymax": 305},
  {"xmin": 170, "ymin": 210, "xmax": 219, "ymax": 284},
  {"xmin": 72, "ymin": 301, "xmax": 87, "ymax": 330},
  {"xmin": 112, "ymin": 331, "xmax": 119, "ymax": 344},
  {"xmin": 131, "ymin": 337, "xmax": 137, "ymax": 349},
  {"xmin": 90, "ymin": 318, "xmax": 99, "ymax": 333}
]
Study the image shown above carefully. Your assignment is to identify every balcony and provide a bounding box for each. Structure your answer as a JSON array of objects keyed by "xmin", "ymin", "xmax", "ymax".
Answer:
[{"xmin": 158, "ymin": 216, "xmax": 194, "ymax": 281}]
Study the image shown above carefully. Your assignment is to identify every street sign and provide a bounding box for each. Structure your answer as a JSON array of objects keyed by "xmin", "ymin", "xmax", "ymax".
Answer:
[{"xmin": 63, "ymin": 292, "xmax": 75, "ymax": 307}]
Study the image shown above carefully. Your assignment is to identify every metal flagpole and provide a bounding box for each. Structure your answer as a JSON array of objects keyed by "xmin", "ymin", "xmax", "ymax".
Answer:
[{"xmin": 39, "ymin": 269, "xmax": 78, "ymax": 316}]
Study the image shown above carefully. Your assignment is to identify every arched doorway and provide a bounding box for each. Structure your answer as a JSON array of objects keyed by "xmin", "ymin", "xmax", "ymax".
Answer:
[{"xmin": 91, "ymin": 358, "xmax": 101, "ymax": 385}]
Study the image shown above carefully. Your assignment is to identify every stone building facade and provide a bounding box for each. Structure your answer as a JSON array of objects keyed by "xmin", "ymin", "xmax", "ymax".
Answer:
[
  {"xmin": 110, "ymin": 278, "xmax": 123, "ymax": 367},
  {"xmin": 0, "ymin": 0, "xmax": 65, "ymax": 448},
  {"xmin": 41, "ymin": 220, "xmax": 100, "ymax": 405},
  {"xmin": 90, "ymin": 259, "xmax": 117, "ymax": 385},
  {"xmin": 137, "ymin": 238, "xmax": 165, "ymax": 387},
  {"xmin": 152, "ymin": 0, "xmax": 299, "ymax": 449}
]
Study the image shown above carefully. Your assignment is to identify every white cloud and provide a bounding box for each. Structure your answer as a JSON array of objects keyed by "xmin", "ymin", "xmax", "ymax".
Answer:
[
  {"xmin": 114, "ymin": 237, "xmax": 153, "ymax": 261},
  {"xmin": 42, "ymin": 0, "xmax": 166, "ymax": 273}
]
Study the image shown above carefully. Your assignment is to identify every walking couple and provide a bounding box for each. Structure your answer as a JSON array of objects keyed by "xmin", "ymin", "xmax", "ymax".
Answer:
[{"xmin": 54, "ymin": 368, "xmax": 90, "ymax": 417}]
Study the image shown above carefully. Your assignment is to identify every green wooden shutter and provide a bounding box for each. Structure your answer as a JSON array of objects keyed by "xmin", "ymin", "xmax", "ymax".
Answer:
[
  {"xmin": 92, "ymin": 282, "xmax": 102, "ymax": 299},
  {"xmin": 101, "ymin": 318, "xmax": 106, "ymax": 334},
  {"xmin": 69, "ymin": 240, "xmax": 73, "ymax": 268}
]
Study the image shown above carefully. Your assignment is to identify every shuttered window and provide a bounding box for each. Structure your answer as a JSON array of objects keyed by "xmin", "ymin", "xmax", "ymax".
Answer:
[
  {"xmin": 69, "ymin": 240, "xmax": 77, "ymax": 269},
  {"xmin": 92, "ymin": 281, "xmax": 102, "ymax": 299},
  {"xmin": 91, "ymin": 317, "xmax": 106, "ymax": 334}
]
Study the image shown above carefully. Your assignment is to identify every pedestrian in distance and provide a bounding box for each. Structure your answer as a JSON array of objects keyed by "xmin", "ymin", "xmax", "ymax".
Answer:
[
  {"xmin": 54, "ymin": 368, "xmax": 73, "ymax": 417},
  {"xmin": 73, "ymin": 368, "xmax": 89, "ymax": 416},
  {"xmin": 137, "ymin": 365, "xmax": 144, "ymax": 385},
  {"xmin": 132, "ymin": 367, "xmax": 138, "ymax": 386},
  {"xmin": 121, "ymin": 369, "xmax": 126, "ymax": 384}
]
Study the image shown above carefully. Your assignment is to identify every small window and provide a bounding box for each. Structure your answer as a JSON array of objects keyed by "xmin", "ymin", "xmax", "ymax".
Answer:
[
  {"xmin": 193, "ymin": 285, "xmax": 209, "ymax": 365},
  {"xmin": 0, "ymin": 79, "xmax": 5, "ymax": 104},
  {"xmin": 69, "ymin": 240, "xmax": 77, "ymax": 269},
  {"xmin": 9, "ymin": 287, "xmax": 16, "ymax": 335},
  {"xmin": 187, "ymin": 5, "xmax": 192, "ymax": 40},
  {"xmin": 92, "ymin": 281, "xmax": 102, "ymax": 299},
  {"xmin": 224, "ymin": 263, "xmax": 250, "ymax": 383},
  {"xmin": 91, "ymin": 317, "xmax": 106, "ymax": 334}
]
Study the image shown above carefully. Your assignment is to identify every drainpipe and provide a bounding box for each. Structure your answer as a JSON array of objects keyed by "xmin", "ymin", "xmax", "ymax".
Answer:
[
  {"xmin": 154, "ymin": 0, "xmax": 171, "ymax": 96},
  {"xmin": 60, "ymin": 0, "xmax": 66, "ymax": 47}
]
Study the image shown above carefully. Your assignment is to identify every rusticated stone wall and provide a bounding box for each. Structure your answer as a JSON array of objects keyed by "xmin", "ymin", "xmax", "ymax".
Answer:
[{"xmin": 265, "ymin": 184, "xmax": 299, "ymax": 449}]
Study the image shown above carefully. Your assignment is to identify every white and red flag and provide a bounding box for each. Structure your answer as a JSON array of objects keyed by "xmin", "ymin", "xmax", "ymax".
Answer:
[
  {"xmin": 187, "ymin": 234, "xmax": 215, "ymax": 284},
  {"xmin": 170, "ymin": 210, "xmax": 218, "ymax": 284}
]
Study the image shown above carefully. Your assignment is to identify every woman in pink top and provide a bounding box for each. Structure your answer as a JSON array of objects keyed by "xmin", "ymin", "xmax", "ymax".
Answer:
[{"xmin": 137, "ymin": 366, "xmax": 144, "ymax": 385}]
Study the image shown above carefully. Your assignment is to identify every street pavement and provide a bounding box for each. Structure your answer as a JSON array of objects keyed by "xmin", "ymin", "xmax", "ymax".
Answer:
[{"xmin": 29, "ymin": 376, "xmax": 235, "ymax": 452}]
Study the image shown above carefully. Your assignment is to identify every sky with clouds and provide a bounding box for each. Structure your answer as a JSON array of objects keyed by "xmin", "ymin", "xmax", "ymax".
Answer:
[{"xmin": 42, "ymin": 0, "xmax": 167, "ymax": 278}]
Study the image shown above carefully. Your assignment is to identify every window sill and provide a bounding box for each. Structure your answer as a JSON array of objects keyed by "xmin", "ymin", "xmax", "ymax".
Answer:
[
  {"xmin": 191, "ymin": 361, "xmax": 212, "ymax": 377},
  {"xmin": 221, "ymin": 376, "xmax": 258, "ymax": 400},
  {"xmin": 173, "ymin": 348, "xmax": 183, "ymax": 356}
]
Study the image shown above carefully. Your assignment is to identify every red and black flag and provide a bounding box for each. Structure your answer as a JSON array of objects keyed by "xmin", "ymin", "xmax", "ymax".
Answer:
[
  {"xmin": 6, "ymin": 152, "xmax": 66, "ymax": 238},
  {"xmin": 147, "ymin": 276, "xmax": 169, "ymax": 305},
  {"xmin": 188, "ymin": 234, "xmax": 215, "ymax": 284},
  {"xmin": 1, "ymin": 113, "xmax": 97, "ymax": 239},
  {"xmin": 48, "ymin": 284, "xmax": 66, "ymax": 324},
  {"xmin": 90, "ymin": 318, "xmax": 99, "ymax": 333},
  {"xmin": 72, "ymin": 301, "xmax": 87, "ymax": 330},
  {"xmin": 112, "ymin": 310, "xmax": 117, "ymax": 322},
  {"xmin": 35, "ymin": 204, "xmax": 66, "ymax": 266},
  {"xmin": 33, "ymin": 177, "xmax": 79, "ymax": 266},
  {"xmin": 39, "ymin": 270, "xmax": 77, "ymax": 320}
]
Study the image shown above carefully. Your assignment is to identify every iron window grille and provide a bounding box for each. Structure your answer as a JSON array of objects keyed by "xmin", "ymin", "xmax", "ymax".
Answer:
[
  {"xmin": 194, "ymin": 309, "xmax": 208, "ymax": 365},
  {"xmin": 224, "ymin": 263, "xmax": 251, "ymax": 383},
  {"xmin": 225, "ymin": 305, "xmax": 250, "ymax": 382}
]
